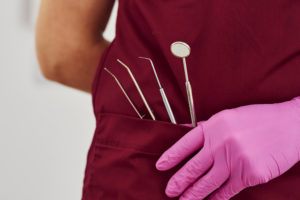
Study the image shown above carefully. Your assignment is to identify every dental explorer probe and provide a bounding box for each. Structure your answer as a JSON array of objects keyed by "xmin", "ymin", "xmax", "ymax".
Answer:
[
  {"xmin": 138, "ymin": 57, "xmax": 177, "ymax": 124},
  {"xmin": 117, "ymin": 59, "xmax": 156, "ymax": 120},
  {"xmin": 104, "ymin": 68, "xmax": 145, "ymax": 119},
  {"xmin": 170, "ymin": 41, "xmax": 197, "ymax": 127}
]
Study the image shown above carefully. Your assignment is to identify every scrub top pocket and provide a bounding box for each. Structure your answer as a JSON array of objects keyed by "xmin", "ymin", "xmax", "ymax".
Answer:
[{"xmin": 83, "ymin": 113, "xmax": 193, "ymax": 200}]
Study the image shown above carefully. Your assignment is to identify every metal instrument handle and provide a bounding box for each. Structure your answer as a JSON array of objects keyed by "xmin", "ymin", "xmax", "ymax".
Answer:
[
  {"xmin": 160, "ymin": 88, "xmax": 177, "ymax": 124},
  {"xmin": 186, "ymin": 81, "xmax": 197, "ymax": 127}
]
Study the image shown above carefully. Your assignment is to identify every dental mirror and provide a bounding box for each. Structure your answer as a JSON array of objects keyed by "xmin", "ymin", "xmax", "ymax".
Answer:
[
  {"xmin": 170, "ymin": 41, "xmax": 197, "ymax": 127},
  {"xmin": 170, "ymin": 41, "xmax": 191, "ymax": 58}
]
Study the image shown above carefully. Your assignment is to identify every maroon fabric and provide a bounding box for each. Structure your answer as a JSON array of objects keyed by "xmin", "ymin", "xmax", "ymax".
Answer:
[{"xmin": 82, "ymin": 0, "xmax": 300, "ymax": 199}]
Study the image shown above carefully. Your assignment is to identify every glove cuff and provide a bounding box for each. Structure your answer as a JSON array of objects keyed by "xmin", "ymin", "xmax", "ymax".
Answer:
[
  {"xmin": 293, "ymin": 96, "xmax": 300, "ymax": 100},
  {"xmin": 292, "ymin": 96, "xmax": 300, "ymax": 104},
  {"xmin": 291, "ymin": 96, "xmax": 300, "ymax": 118}
]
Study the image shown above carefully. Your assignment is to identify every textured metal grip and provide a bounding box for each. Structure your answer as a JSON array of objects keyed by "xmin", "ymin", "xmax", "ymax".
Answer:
[
  {"xmin": 160, "ymin": 88, "xmax": 177, "ymax": 124},
  {"xmin": 186, "ymin": 81, "xmax": 197, "ymax": 127}
]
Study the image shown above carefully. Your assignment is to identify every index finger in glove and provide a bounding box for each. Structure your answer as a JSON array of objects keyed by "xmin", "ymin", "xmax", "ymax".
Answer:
[{"xmin": 156, "ymin": 124, "xmax": 205, "ymax": 171}]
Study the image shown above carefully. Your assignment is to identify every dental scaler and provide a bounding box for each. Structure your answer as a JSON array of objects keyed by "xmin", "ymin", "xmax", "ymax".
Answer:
[{"xmin": 139, "ymin": 57, "xmax": 177, "ymax": 124}]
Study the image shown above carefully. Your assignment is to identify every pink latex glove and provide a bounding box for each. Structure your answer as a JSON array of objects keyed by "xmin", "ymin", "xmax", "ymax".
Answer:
[{"xmin": 156, "ymin": 97, "xmax": 300, "ymax": 200}]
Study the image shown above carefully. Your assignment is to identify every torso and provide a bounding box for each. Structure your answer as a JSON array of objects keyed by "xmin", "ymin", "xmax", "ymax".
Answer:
[{"xmin": 83, "ymin": 1, "xmax": 300, "ymax": 199}]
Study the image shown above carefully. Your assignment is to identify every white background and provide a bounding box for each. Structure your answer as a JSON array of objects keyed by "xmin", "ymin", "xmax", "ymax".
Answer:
[{"xmin": 0, "ymin": 0, "xmax": 118, "ymax": 199}]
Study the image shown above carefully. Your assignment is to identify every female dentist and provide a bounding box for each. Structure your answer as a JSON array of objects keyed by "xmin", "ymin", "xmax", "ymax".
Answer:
[{"xmin": 36, "ymin": 0, "xmax": 300, "ymax": 199}]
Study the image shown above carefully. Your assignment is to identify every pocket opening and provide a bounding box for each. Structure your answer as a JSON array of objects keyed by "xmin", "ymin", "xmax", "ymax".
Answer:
[{"xmin": 94, "ymin": 112, "xmax": 193, "ymax": 155}]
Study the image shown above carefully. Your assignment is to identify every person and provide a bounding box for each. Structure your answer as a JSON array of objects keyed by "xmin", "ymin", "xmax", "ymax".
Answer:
[
  {"xmin": 35, "ymin": 0, "xmax": 300, "ymax": 199},
  {"xmin": 35, "ymin": 0, "xmax": 114, "ymax": 93}
]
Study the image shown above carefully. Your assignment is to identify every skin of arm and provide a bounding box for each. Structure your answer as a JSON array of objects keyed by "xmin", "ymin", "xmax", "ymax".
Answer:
[{"xmin": 35, "ymin": 0, "xmax": 115, "ymax": 93}]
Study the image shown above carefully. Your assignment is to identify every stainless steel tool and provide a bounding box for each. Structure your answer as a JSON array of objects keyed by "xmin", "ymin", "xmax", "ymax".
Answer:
[
  {"xmin": 104, "ymin": 67, "xmax": 145, "ymax": 119},
  {"xmin": 117, "ymin": 59, "xmax": 156, "ymax": 120},
  {"xmin": 139, "ymin": 57, "xmax": 177, "ymax": 124},
  {"xmin": 170, "ymin": 41, "xmax": 197, "ymax": 127}
]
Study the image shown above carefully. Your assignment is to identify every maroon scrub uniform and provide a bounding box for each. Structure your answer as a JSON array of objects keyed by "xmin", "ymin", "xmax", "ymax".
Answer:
[{"xmin": 82, "ymin": 0, "xmax": 300, "ymax": 199}]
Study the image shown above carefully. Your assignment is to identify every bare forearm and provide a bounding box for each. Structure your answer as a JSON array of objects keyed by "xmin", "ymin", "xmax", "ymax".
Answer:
[
  {"xmin": 35, "ymin": 0, "xmax": 115, "ymax": 93},
  {"xmin": 36, "ymin": 36, "xmax": 110, "ymax": 93}
]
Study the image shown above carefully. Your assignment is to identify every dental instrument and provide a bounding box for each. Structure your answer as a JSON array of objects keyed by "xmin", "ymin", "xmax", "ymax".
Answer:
[
  {"xmin": 117, "ymin": 59, "xmax": 156, "ymax": 120},
  {"xmin": 104, "ymin": 68, "xmax": 145, "ymax": 119},
  {"xmin": 139, "ymin": 57, "xmax": 177, "ymax": 124},
  {"xmin": 170, "ymin": 41, "xmax": 197, "ymax": 127}
]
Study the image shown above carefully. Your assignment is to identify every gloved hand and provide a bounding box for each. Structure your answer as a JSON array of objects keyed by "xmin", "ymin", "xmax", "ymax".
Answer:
[{"xmin": 156, "ymin": 97, "xmax": 300, "ymax": 200}]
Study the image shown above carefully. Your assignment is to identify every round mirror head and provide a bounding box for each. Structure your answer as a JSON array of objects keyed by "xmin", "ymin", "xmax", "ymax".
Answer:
[{"xmin": 170, "ymin": 41, "xmax": 191, "ymax": 58}]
